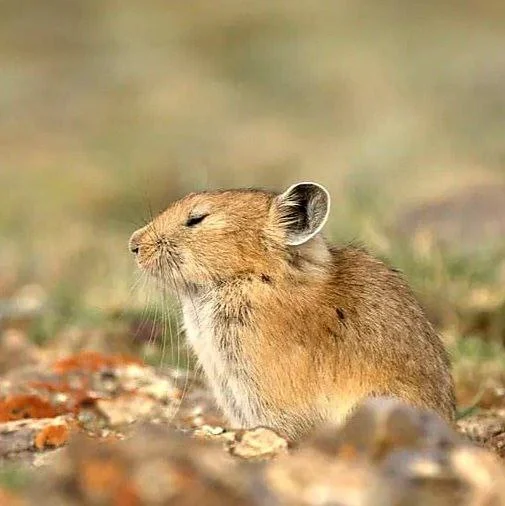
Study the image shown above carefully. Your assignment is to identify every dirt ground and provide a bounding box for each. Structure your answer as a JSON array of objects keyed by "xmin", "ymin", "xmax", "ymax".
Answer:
[{"xmin": 0, "ymin": 343, "xmax": 504, "ymax": 505}]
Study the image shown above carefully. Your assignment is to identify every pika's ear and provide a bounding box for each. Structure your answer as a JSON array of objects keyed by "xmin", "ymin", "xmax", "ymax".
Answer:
[{"xmin": 274, "ymin": 182, "xmax": 330, "ymax": 246}]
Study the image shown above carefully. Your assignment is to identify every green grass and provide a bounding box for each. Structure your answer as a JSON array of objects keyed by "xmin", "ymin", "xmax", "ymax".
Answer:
[
  {"xmin": 0, "ymin": 465, "xmax": 30, "ymax": 491},
  {"xmin": 451, "ymin": 336, "xmax": 505, "ymax": 366}
]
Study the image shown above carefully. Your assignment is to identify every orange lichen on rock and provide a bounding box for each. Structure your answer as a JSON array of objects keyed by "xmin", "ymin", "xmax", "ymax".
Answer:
[
  {"xmin": 27, "ymin": 380, "xmax": 77, "ymax": 393},
  {"xmin": 53, "ymin": 351, "xmax": 144, "ymax": 374},
  {"xmin": 26, "ymin": 379, "xmax": 103, "ymax": 415},
  {"xmin": 0, "ymin": 395, "xmax": 61, "ymax": 422},
  {"xmin": 34, "ymin": 423, "xmax": 71, "ymax": 450}
]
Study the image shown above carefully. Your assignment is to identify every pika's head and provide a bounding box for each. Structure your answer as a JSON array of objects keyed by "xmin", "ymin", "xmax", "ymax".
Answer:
[{"xmin": 129, "ymin": 182, "xmax": 331, "ymax": 289}]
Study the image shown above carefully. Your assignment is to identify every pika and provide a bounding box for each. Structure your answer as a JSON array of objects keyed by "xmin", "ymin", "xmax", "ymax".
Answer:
[{"xmin": 129, "ymin": 182, "xmax": 456, "ymax": 439}]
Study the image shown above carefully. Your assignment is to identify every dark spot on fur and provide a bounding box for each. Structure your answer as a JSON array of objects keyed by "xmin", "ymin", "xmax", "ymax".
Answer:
[
  {"xmin": 261, "ymin": 274, "xmax": 272, "ymax": 284},
  {"xmin": 336, "ymin": 308, "xmax": 345, "ymax": 320}
]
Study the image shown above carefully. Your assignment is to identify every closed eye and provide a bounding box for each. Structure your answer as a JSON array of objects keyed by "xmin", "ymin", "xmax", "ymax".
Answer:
[{"xmin": 185, "ymin": 213, "xmax": 209, "ymax": 227}]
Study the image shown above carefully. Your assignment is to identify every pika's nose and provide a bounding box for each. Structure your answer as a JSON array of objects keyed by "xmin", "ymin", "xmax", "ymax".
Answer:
[{"xmin": 128, "ymin": 229, "xmax": 144, "ymax": 255}]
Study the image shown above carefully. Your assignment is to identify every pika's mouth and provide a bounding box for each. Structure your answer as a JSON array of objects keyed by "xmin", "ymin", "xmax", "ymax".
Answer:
[
  {"xmin": 131, "ymin": 241, "xmax": 186, "ymax": 291},
  {"xmin": 136, "ymin": 247, "xmax": 174, "ymax": 277},
  {"xmin": 129, "ymin": 227, "xmax": 169, "ymax": 274},
  {"xmin": 129, "ymin": 232, "xmax": 162, "ymax": 277},
  {"xmin": 129, "ymin": 226, "xmax": 195, "ymax": 293}
]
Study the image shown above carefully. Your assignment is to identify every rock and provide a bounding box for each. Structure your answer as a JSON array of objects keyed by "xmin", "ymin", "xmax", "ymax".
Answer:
[
  {"xmin": 26, "ymin": 423, "xmax": 258, "ymax": 506},
  {"xmin": 451, "ymin": 445, "xmax": 505, "ymax": 505},
  {"xmin": 193, "ymin": 424, "xmax": 236, "ymax": 445},
  {"xmin": 230, "ymin": 427, "xmax": 288, "ymax": 460},
  {"xmin": 395, "ymin": 184, "xmax": 505, "ymax": 253},
  {"xmin": 381, "ymin": 450, "xmax": 467, "ymax": 505},
  {"xmin": 287, "ymin": 398, "xmax": 472, "ymax": 505},
  {"xmin": 263, "ymin": 448, "xmax": 391, "ymax": 506},
  {"xmin": 0, "ymin": 416, "xmax": 73, "ymax": 459},
  {"xmin": 197, "ymin": 424, "xmax": 226, "ymax": 436},
  {"xmin": 95, "ymin": 394, "xmax": 162, "ymax": 427},
  {"xmin": 488, "ymin": 431, "xmax": 505, "ymax": 459},
  {"xmin": 1, "ymin": 359, "xmax": 504, "ymax": 506},
  {"xmin": 313, "ymin": 397, "xmax": 460, "ymax": 462},
  {"xmin": 457, "ymin": 410, "xmax": 505, "ymax": 448}
]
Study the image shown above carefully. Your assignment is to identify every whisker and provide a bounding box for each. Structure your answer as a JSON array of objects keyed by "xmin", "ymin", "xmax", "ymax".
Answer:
[
  {"xmin": 157, "ymin": 250, "xmax": 189, "ymax": 418},
  {"xmin": 138, "ymin": 282, "xmax": 156, "ymax": 352},
  {"xmin": 162, "ymin": 251, "xmax": 194, "ymax": 425},
  {"xmin": 167, "ymin": 250, "xmax": 203, "ymax": 331},
  {"xmin": 129, "ymin": 248, "xmax": 164, "ymax": 346},
  {"xmin": 160, "ymin": 254, "xmax": 176, "ymax": 371},
  {"xmin": 159, "ymin": 261, "xmax": 170, "ymax": 369},
  {"xmin": 131, "ymin": 228, "xmax": 199, "ymax": 428},
  {"xmin": 129, "ymin": 273, "xmax": 153, "ymax": 344}
]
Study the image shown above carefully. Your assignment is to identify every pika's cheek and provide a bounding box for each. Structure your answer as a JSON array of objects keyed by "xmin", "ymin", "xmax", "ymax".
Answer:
[
  {"xmin": 179, "ymin": 250, "xmax": 203, "ymax": 274},
  {"xmin": 176, "ymin": 250, "xmax": 210, "ymax": 279}
]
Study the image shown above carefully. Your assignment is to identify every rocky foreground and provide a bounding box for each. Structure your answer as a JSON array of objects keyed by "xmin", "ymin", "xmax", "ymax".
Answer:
[{"xmin": 0, "ymin": 351, "xmax": 505, "ymax": 505}]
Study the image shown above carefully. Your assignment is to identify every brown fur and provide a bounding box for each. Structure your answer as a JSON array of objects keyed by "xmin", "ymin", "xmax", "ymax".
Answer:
[{"xmin": 129, "ymin": 185, "xmax": 456, "ymax": 439}]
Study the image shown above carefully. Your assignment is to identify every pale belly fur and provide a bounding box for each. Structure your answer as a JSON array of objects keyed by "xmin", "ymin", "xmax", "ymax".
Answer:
[{"xmin": 181, "ymin": 296, "xmax": 266, "ymax": 428}]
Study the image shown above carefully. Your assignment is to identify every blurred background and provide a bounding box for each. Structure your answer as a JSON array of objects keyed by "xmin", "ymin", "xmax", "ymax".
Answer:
[{"xmin": 1, "ymin": 1, "xmax": 505, "ymax": 404}]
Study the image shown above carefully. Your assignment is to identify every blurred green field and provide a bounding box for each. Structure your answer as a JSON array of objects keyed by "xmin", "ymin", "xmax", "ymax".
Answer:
[{"xmin": 1, "ymin": 1, "xmax": 505, "ymax": 403}]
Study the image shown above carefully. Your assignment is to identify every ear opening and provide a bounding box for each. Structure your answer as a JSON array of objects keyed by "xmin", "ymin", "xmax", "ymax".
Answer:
[{"xmin": 275, "ymin": 181, "xmax": 330, "ymax": 246}]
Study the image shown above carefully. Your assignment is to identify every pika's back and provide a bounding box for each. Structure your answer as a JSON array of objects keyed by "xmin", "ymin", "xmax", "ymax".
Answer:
[{"xmin": 324, "ymin": 246, "xmax": 455, "ymax": 420}]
